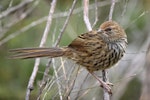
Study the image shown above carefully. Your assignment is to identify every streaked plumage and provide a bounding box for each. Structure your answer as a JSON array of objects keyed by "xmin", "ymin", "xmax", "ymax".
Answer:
[
  {"xmin": 10, "ymin": 21, "xmax": 127, "ymax": 73},
  {"xmin": 9, "ymin": 21, "xmax": 127, "ymax": 93}
]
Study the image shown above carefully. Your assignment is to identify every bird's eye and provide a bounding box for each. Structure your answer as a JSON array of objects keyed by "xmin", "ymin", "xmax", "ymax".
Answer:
[{"xmin": 104, "ymin": 28, "xmax": 112, "ymax": 32}]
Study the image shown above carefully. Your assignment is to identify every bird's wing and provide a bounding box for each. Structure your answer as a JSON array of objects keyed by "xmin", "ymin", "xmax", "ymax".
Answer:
[{"xmin": 68, "ymin": 30, "xmax": 103, "ymax": 52}]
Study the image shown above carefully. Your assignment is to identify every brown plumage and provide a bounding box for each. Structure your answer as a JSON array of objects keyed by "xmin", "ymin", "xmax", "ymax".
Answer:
[{"xmin": 9, "ymin": 21, "xmax": 127, "ymax": 93}]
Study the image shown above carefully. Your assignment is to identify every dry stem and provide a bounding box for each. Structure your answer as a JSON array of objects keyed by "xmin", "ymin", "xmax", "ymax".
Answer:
[
  {"xmin": 102, "ymin": 0, "xmax": 117, "ymax": 100},
  {"xmin": 37, "ymin": 0, "xmax": 78, "ymax": 99},
  {"xmin": 83, "ymin": 0, "xmax": 92, "ymax": 31},
  {"xmin": 25, "ymin": 0, "xmax": 57, "ymax": 100},
  {"xmin": 0, "ymin": 0, "xmax": 113, "ymax": 46}
]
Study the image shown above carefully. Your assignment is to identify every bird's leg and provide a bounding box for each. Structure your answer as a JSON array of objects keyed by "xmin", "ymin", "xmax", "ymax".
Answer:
[{"xmin": 90, "ymin": 72, "xmax": 112, "ymax": 94}]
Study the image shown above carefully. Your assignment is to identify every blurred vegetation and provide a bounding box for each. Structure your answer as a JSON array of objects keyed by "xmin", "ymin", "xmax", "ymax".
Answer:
[{"xmin": 0, "ymin": 0, "xmax": 150, "ymax": 100}]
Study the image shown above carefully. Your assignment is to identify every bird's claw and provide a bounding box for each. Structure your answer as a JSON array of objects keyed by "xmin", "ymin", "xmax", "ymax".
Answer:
[{"xmin": 100, "ymin": 82, "xmax": 113, "ymax": 94}]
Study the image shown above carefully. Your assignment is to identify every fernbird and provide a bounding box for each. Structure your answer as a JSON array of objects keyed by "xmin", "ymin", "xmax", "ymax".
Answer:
[{"xmin": 9, "ymin": 21, "xmax": 127, "ymax": 94}]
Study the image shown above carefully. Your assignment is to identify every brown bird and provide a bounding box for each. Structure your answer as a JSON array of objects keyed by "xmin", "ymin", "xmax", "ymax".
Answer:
[{"xmin": 9, "ymin": 21, "xmax": 127, "ymax": 94}]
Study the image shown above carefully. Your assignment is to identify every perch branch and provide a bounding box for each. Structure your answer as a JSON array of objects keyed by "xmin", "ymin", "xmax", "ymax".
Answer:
[{"xmin": 102, "ymin": 0, "xmax": 116, "ymax": 100}]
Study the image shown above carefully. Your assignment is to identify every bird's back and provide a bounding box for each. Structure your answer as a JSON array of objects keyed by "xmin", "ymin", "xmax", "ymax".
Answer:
[{"xmin": 65, "ymin": 30, "xmax": 126, "ymax": 72}]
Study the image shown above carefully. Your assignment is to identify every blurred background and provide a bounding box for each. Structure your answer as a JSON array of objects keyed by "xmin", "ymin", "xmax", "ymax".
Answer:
[{"xmin": 0, "ymin": 0, "xmax": 150, "ymax": 100}]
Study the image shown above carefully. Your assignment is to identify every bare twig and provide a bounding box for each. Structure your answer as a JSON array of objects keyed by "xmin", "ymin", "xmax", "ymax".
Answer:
[
  {"xmin": 43, "ymin": 77, "xmax": 55, "ymax": 99},
  {"xmin": 109, "ymin": 0, "xmax": 116, "ymax": 21},
  {"xmin": 77, "ymin": 87, "xmax": 92, "ymax": 100},
  {"xmin": 83, "ymin": 0, "xmax": 92, "ymax": 31},
  {"xmin": 64, "ymin": 62, "xmax": 77, "ymax": 98},
  {"xmin": 43, "ymin": 74, "xmax": 63, "ymax": 99},
  {"xmin": 0, "ymin": 0, "xmax": 34, "ymax": 19},
  {"xmin": 25, "ymin": 0, "xmax": 57, "ymax": 100},
  {"xmin": 101, "ymin": 70, "xmax": 110, "ymax": 100},
  {"xmin": 37, "ymin": 0, "xmax": 77, "ymax": 99},
  {"xmin": 102, "ymin": 70, "xmax": 110, "ymax": 100},
  {"xmin": 125, "ymin": 11, "xmax": 149, "ymax": 29},
  {"xmin": 102, "ymin": 0, "xmax": 117, "ymax": 100},
  {"xmin": 7, "ymin": 0, "xmax": 40, "ymax": 28},
  {"xmin": 75, "ymin": 73, "xmax": 89, "ymax": 99},
  {"xmin": 0, "ymin": 16, "xmax": 47, "ymax": 46},
  {"xmin": 8, "ymin": 0, "xmax": 13, "ymax": 9},
  {"xmin": 37, "ymin": 24, "xmax": 57, "ymax": 99},
  {"xmin": 37, "ymin": 25, "xmax": 58, "ymax": 99},
  {"xmin": 0, "ymin": 0, "xmax": 113, "ymax": 46},
  {"xmin": 54, "ymin": 0, "xmax": 78, "ymax": 46},
  {"xmin": 64, "ymin": 66, "xmax": 80, "ymax": 99},
  {"xmin": 0, "ymin": 0, "xmax": 40, "ymax": 40},
  {"xmin": 121, "ymin": 0, "xmax": 129, "ymax": 18},
  {"xmin": 92, "ymin": 0, "xmax": 98, "ymax": 28},
  {"xmin": 52, "ymin": 59, "xmax": 63, "ymax": 100}
]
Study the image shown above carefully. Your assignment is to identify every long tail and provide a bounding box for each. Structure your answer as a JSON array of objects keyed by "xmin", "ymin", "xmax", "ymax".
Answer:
[{"xmin": 9, "ymin": 47, "xmax": 66, "ymax": 59}]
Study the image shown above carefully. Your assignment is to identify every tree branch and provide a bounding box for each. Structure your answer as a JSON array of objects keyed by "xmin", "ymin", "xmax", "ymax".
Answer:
[
  {"xmin": 0, "ymin": 0, "xmax": 113, "ymax": 46},
  {"xmin": 54, "ymin": 0, "xmax": 78, "ymax": 46},
  {"xmin": 0, "ymin": 0, "xmax": 34, "ymax": 19},
  {"xmin": 102, "ymin": 0, "xmax": 116, "ymax": 100},
  {"xmin": 83, "ymin": 0, "xmax": 92, "ymax": 31},
  {"xmin": 109, "ymin": 0, "xmax": 116, "ymax": 21},
  {"xmin": 25, "ymin": 0, "xmax": 57, "ymax": 100},
  {"xmin": 37, "ymin": 0, "xmax": 78, "ymax": 99},
  {"xmin": 92, "ymin": 0, "xmax": 98, "ymax": 28}
]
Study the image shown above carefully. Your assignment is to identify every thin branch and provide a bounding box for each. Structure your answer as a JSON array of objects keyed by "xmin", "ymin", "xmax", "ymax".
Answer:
[
  {"xmin": 83, "ymin": 0, "xmax": 92, "ymax": 31},
  {"xmin": 0, "ymin": 16, "xmax": 47, "ymax": 46},
  {"xmin": 125, "ymin": 11, "xmax": 149, "ymax": 29},
  {"xmin": 75, "ymin": 73, "xmax": 89, "ymax": 99},
  {"xmin": 64, "ymin": 62, "xmax": 77, "ymax": 98},
  {"xmin": 54, "ymin": 0, "xmax": 78, "ymax": 46},
  {"xmin": 37, "ymin": 0, "xmax": 77, "ymax": 99},
  {"xmin": 25, "ymin": 0, "xmax": 57, "ymax": 100},
  {"xmin": 64, "ymin": 66, "xmax": 80, "ymax": 99},
  {"xmin": 43, "ymin": 77, "xmax": 55, "ymax": 99},
  {"xmin": 92, "ymin": 0, "xmax": 98, "ymax": 28},
  {"xmin": 52, "ymin": 59, "xmax": 63, "ymax": 100},
  {"xmin": 102, "ymin": 70, "xmax": 111, "ymax": 100},
  {"xmin": 43, "ymin": 75, "xmax": 63, "ymax": 99},
  {"xmin": 37, "ymin": 24, "xmax": 58, "ymax": 99},
  {"xmin": 77, "ymin": 87, "xmax": 92, "ymax": 100},
  {"xmin": 121, "ymin": 0, "xmax": 128, "ymax": 18},
  {"xmin": 102, "ymin": 0, "xmax": 117, "ymax": 100},
  {"xmin": 0, "ymin": 0, "xmax": 34, "ymax": 19},
  {"xmin": 109, "ymin": 0, "xmax": 116, "ymax": 21},
  {"xmin": 0, "ymin": 0, "xmax": 40, "ymax": 40},
  {"xmin": 8, "ymin": 0, "xmax": 13, "ymax": 9},
  {"xmin": 37, "ymin": 59, "xmax": 52, "ymax": 100},
  {"xmin": 39, "ymin": 1, "xmax": 57, "ymax": 47},
  {"xmin": 0, "ymin": 0, "xmax": 113, "ymax": 46}
]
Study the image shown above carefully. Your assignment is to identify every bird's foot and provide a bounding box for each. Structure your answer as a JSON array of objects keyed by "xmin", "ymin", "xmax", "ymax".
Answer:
[
  {"xmin": 106, "ymin": 82, "xmax": 114, "ymax": 86},
  {"xmin": 99, "ymin": 81, "xmax": 113, "ymax": 94}
]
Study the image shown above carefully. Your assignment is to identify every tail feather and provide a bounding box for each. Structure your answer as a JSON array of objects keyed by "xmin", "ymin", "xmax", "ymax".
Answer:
[{"xmin": 9, "ymin": 47, "xmax": 65, "ymax": 59}]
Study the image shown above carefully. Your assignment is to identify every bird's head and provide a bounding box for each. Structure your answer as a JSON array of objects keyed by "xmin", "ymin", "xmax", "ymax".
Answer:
[{"xmin": 98, "ymin": 21, "xmax": 127, "ymax": 40}]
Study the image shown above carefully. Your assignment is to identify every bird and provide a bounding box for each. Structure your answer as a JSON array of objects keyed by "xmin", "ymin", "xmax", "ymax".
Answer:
[{"xmin": 9, "ymin": 21, "xmax": 127, "ymax": 94}]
